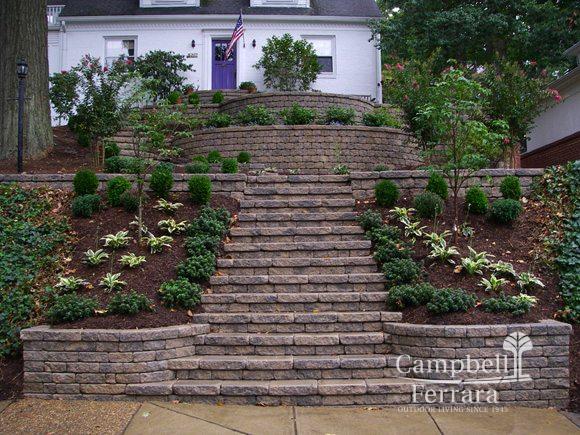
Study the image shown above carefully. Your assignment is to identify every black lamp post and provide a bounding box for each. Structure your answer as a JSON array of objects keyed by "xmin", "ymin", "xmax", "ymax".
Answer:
[{"xmin": 16, "ymin": 59, "xmax": 29, "ymax": 174}]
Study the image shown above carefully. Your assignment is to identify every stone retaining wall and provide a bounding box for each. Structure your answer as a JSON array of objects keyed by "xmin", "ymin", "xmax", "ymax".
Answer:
[
  {"xmin": 385, "ymin": 320, "xmax": 572, "ymax": 409},
  {"xmin": 176, "ymin": 125, "xmax": 422, "ymax": 173},
  {"xmin": 21, "ymin": 324, "xmax": 208, "ymax": 400}
]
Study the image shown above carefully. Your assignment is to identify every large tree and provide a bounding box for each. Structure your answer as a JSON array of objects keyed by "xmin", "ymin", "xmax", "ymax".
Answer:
[
  {"xmin": 0, "ymin": 0, "xmax": 53, "ymax": 160},
  {"xmin": 371, "ymin": 0, "xmax": 579, "ymax": 74}
]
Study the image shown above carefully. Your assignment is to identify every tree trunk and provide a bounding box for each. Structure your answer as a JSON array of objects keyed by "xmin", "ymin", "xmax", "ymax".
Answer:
[{"xmin": 0, "ymin": 0, "xmax": 53, "ymax": 160}]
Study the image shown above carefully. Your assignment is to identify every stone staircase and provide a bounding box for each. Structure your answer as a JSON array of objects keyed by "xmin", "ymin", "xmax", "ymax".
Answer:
[{"xmin": 127, "ymin": 175, "xmax": 415, "ymax": 405}]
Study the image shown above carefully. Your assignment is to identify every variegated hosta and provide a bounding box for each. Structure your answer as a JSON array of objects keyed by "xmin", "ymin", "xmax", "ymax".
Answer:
[
  {"xmin": 154, "ymin": 199, "xmax": 184, "ymax": 214},
  {"xmin": 390, "ymin": 207, "xmax": 415, "ymax": 222},
  {"xmin": 488, "ymin": 260, "xmax": 516, "ymax": 277},
  {"xmin": 461, "ymin": 246, "xmax": 494, "ymax": 274},
  {"xmin": 55, "ymin": 276, "xmax": 89, "ymax": 292},
  {"xmin": 101, "ymin": 231, "xmax": 131, "ymax": 249},
  {"xmin": 143, "ymin": 234, "xmax": 173, "ymax": 254},
  {"xmin": 517, "ymin": 272, "xmax": 545, "ymax": 292},
  {"xmin": 428, "ymin": 239, "xmax": 460, "ymax": 264},
  {"xmin": 99, "ymin": 272, "xmax": 127, "ymax": 292},
  {"xmin": 83, "ymin": 249, "xmax": 110, "ymax": 266},
  {"xmin": 158, "ymin": 219, "xmax": 188, "ymax": 235},
  {"xmin": 480, "ymin": 274, "xmax": 509, "ymax": 292},
  {"xmin": 129, "ymin": 218, "xmax": 149, "ymax": 236},
  {"xmin": 423, "ymin": 230, "xmax": 452, "ymax": 247},
  {"xmin": 119, "ymin": 253, "xmax": 147, "ymax": 269}
]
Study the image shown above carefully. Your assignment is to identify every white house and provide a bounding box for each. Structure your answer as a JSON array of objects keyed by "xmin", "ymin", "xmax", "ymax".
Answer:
[{"xmin": 47, "ymin": 0, "xmax": 383, "ymax": 101}]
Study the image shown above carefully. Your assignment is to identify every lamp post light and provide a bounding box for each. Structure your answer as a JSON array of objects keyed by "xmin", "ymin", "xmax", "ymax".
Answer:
[{"xmin": 16, "ymin": 59, "xmax": 29, "ymax": 174}]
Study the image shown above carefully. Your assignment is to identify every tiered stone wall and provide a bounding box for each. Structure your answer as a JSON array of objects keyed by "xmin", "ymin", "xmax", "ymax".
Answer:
[
  {"xmin": 385, "ymin": 321, "xmax": 572, "ymax": 408},
  {"xmin": 176, "ymin": 125, "xmax": 422, "ymax": 173},
  {"xmin": 21, "ymin": 324, "xmax": 208, "ymax": 400}
]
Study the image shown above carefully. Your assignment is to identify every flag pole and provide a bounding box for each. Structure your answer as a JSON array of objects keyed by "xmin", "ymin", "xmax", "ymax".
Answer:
[{"xmin": 241, "ymin": 9, "xmax": 246, "ymax": 48}]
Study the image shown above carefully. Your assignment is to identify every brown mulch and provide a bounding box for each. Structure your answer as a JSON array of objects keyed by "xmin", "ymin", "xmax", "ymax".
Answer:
[
  {"xmin": 54, "ymin": 192, "xmax": 239, "ymax": 330},
  {"xmin": 0, "ymin": 356, "xmax": 23, "ymax": 401}
]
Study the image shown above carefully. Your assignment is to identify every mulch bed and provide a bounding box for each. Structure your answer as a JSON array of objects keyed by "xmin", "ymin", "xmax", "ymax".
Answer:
[
  {"xmin": 0, "ymin": 356, "xmax": 23, "ymax": 401},
  {"xmin": 54, "ymin": 192, "xmax": 239, "ymax": 330}
]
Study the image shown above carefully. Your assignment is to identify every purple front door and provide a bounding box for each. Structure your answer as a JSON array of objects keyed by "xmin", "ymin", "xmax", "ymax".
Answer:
[{"xmin": 212, "ymin": 40, "xmax": 237, "ymax": 90}]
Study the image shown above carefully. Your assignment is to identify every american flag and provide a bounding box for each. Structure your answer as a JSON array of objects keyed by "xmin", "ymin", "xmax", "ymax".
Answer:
[{"xmin": 225, "ymin": 13, "xmax": 245, "ymax": 60}]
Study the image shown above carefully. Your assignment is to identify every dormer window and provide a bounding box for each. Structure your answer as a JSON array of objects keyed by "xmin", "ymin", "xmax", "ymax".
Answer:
[
  {"xmin": 140, "ymin": 0, "xmax": 200, "ymax": 7},
  {"xmin": 250, "ymin": 0, "xmax": 310, "ymax": 8}
]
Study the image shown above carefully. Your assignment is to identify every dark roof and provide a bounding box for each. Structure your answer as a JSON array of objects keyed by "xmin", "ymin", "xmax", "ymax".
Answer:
[{"xmin": 59, "ymin": 0, "xmax": 382, "ymax": 18}]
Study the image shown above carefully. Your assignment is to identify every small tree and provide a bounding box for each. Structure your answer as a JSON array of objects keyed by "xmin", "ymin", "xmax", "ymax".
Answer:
[
  {"xmin": 416, "ymin": 68, "xmax": 508, "ymax": 238},
  {"xmin": 134, "ymin": 50, "xmax": 192, "ymax": 101},
  {"xmin": 254, "ymin": 34, "xmax": 321, "ymax": 91}
]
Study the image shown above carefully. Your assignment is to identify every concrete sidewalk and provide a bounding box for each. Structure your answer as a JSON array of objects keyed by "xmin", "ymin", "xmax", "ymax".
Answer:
[{"xmin": 0, "ymin": 399, "xmax": 578, "ymax": 435}]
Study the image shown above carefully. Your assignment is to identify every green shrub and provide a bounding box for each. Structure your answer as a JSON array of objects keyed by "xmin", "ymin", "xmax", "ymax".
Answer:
[
  {"xmin": 280, "ymin": 104, "xmax": 317, "ymax": 125},
  {"xmin": 150, "ymin": 165, "xmax": 174, "ymax": 198},
  {"xmin": 188, "ymin": 93, "xmax": 200, "ymax": 106},
  {"xmin": 104, "ymin": 156, "xmax": 124, "ymax": 173},
  {"xmin": 188, "ymin": 175, "xmax": 212, "ymax": 205},
  {"xmin": 158, "ymin": 279, "xmax": 203, "ymax": 309},
  {"xmin": 77, "ymin": 130, "xmax": 91, "ymax": 148},
  {"xmin": 176, "ymin": 252, "xmax": 216, "ymax": 283},
  {"xmin": 192, "ymin": 155, "xmax": 208, "ymax": 163},
  {"xmin": 46, "ymin": 294, "xmax": 98, "ymax": 324},
  {"xmin": 237, "ymin": 104, "xmax": 275, "ymax": 126},
  {"xmin": 221, "ymin": 158, "xmax": 239, "ymax": 174},
  {"xmin": 387, "ymin": 283, "xmax": 436, "ymax": 309},
  {"xmin": 489, "ymin": 199, "xmax": 523, "ymax": 224},
  {"xmin": 374, "ymin": 240, "xmax": 412, "ymax": 263},
  {"xmin": 374, "ymin": 164, "xmax": 388, "ymax": 172},
  {"xmin": 187, "ymin": 207, "xmax": 230, "ymax": 238},
  {"xmin": 107, "ymin": 177, "xmax": 132, "ymax": 207},
  {"xmin": 185, "ymin": 234, "xmax": 222, "ymax": 256},
  {"xmin": 482, "ymin": 294, "xmax": 537, "ymax": 316},
  {"xmin": 367, "ymin": 225, "xmax": 401, "ymax": 245},
  {"xmin": 237, "ymin": 151, "xmax": 251, "ymax": 164},
  {"xmin": 325, "ymin": 106, "xmax": 356, "ymax": 125},
  {"xmin": 104, "ymin": 141, "xmax": 120, "ymax": 158},
  {"xmin": 375, "ymin": 180, "xmax": 400, "ymax": 207},
  {"xmin": 500, "ymin": 175, "xmax": 522, "ymax": 200},
  {"xmin": 167, "ymin": 90, "xmax": 181, "ymax": 104},
  {"xmin": 357, "ymin": 210, "xmax": 383, "ymax": 232},
  {"xmin": 239, "ymin": 81, "xmax": 257, "ymax": 92},
  {"xmin": 414, "ymin": 192, "xmax": 444, "ymax": 219},
  {"xmin": 207, "ymin": 150, "xmax": 223, "ymax": 163},
  {"xmin": 382, "ymin": 258, "xmax": 421, "ymax": 286},
  {"xmin": 185, "ymin": 161, "xmax": 210, "ymax": 174},
  {"xmin": 120, "ymin": 191, "xmax": 139, "ymax": 213},
  {"xmin": 73, "ymin": 170, "xmax": 99, "ymax": 196},
  {"xmin": 426, "ymin": 288, "xmax": 477, "ymax": 314},
  {"xmin": 72, "ymin": 194, "xmax": 101, "ymax": 218},
  {"xmin": 107, "ymin": 291, "xmax": 153, "ymax": 315},
  {"xmin": 206, "ymin": 113, "xmax": 232, "ymax": 128},
  {"xmin": 362, "ymin": 109, "xmax": 402, "ymax": 128},
  {"xmin": 0, "ymin": 289, "xmax": 35, "ymax": 357},
  {"xmin": 465, "ymin": 187, "xmax": 489, "ymax": 214},
  {"xmin": 426, "ymin": 173, "xmax": 448, "ymax": 200},
  {"xmin": 211, "ymin": 91, "xmax": 224, "ymax": 104}
]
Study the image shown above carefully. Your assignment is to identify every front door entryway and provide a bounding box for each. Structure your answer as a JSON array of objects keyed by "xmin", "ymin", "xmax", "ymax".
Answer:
[{"xmin": 212, "ymin": 39, "xmax": 237, "ymax": 90}]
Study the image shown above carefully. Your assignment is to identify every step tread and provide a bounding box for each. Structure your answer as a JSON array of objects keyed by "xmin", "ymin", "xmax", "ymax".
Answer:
[
  {"xmin": 210, "ymin": 273, "xmax": 385, "ymax": 285},
  {"xmin": 202, "ymin": 292, "xmax": 387, "ymax": 304},
  {"xmin": 230, "ymin": 227, "xmax": 364, "ymax": 237},
  {"xmin": 238, "ymin": 212, "xmax": 358, "ymax": 222},
  {"xmin": 240, "ymin": 199, "xmax": 356, "ymax": 207},
  {"xmin": 192, "ymin": 311, "xmax": 402, "ymax": 323},
  {"xmin": 244, "ymin": 186, "xmax": 353, "ymax": 195},
  {"xmin": 223, "ymin": 241, "xmax": 371, "ymax": 252},
  {"xmin": 217, "ymin": 257, "xmax": 375, "ymax": 268}
]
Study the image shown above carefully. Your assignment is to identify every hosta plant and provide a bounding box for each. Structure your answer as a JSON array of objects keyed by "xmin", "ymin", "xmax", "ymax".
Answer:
[
  {"xmin": 83, "ymin": 249, "xmax": 110, "ymax": 267},
  {"xmin": 129, "ymin": 218, "xmax": 149, "ymax": 236},
  {"xmin": 460, "ymin": 223, "xmax": 475, "ymax": 239},
  {"xmin": 403, "ymin": 221, "xmax": 427, "ymax": 242},
  {"xmin": 102, "ymin": 231, "xmax": 131, "ymax": 249},
  {"xmin": 99, "ymin": 272, "xmax": 127, "ymax": 292},
  {"xmin": 158, "ymin": 219, "xmax": 188, "ymax": 235},
  {"xmin": 480, "ymin": 274, "xmax": 509, "ymax": 293},
  {"xmin": 119, "ymin": 253, "xmax": 147, "ymax": 269},
  {"xmin": 391, "ymin": 207, "xmax": 415, "ymax": 222},
  {"xmin": 143, "ymin": 234, "xmax": 173, "ymax": 254},
  {"xmin": 488, "ymin": 260, "xmax": 516, "ymax": 277},
  {"xmin": 461, "ymin": 247, "xmax": 494, "ymax": 274},
  {"xmin": 423, "ymin": 230, "xmax": 452, "ymax": 248},
  {"xmin": 428, "ymin": 240, "xmax": 460, "ymax": 264},
  {"xmin": 55, "ymin": 276, "xmax": 89, "ymax": 292},
  {"xmin": 154, "ymin": 199, "xmax": 184, "ymax": 214},
  {"xmin": 517, "ymin": 272, "xmax": 545, "ymax": 292}
]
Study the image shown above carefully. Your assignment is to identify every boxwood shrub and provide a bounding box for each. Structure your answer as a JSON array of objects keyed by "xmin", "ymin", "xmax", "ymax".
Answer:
[
  {"xmin": 414, "ymin": 192, "xmax": 444, "ymax": 219},
  {"xmin": 236, "ymin": 104, "xmax": 275, "ymax": 126},
  {"xmin": 107, "ymin": 291, "xmax": 153, "ymax": 315},
  {"xmin": 176, "ymin": 252, "xmax": 216, "ymax": 283},
  {"xmin": 382, "ymin": 258, "xmax": 421, "ymax": 287},
  {"xmin": 489, "ymin": 199, "xmax": 523, "ymax": 224},
  {"xmin": 107, "ymin": 176, "xmax": 132, "ymax": 207},
  {"xmin": 185, "ymin": 161, "xmax": 210, "ymax": 174},
  {"xmin": 375, "ymin": 180, "xmax": 400, "ymax": 207},
  {"xmin": 500, "ymin": 175, "xmax": 522, "ymax": 200},
  {"xmin": 387, "ymin": 283, "xmax": 436, "ymax": 309},
  {"xmin": 207, "ymin": 150, "xmax": 223, "ymax": 163},
  {"xmin": 221, "ymin": 158, "xmax": 239, "ymax": 174},
  {"xmin": 158, "ymin": 279, "xmax": 203, "ymax": 309},
  {"xmin": 425, "ymin": 173, "xmax": 448, "ymax": 200},
  {"xmin": 465, "ymin": 187, "xmax": 489, "ymax": 214},
  {"xmin": 47, "ymin": 294, "xmax": 98, "ymax": 324},
  {"xmin": 357, "ymin": 210, "xmax": 383, "ymax": 232},
  {"xmin": 426, "ymin": 288, "xmax": 476, "ymax": 314},
  {"xmin": 188, "ymin": 175, "xmax": 212, "ymax": 205},
  {"xmin": 72, "ymin": 194, "xmax": 101, "ymax": 218},
  {"xmin": 325, "ymin": 106, "xmax": 356, "ymax": 125},
  {"xmin": 150, "ymin": 164, "xmax": 174, "ymax": 198},
  {"xmin": 280, "ymin": 104, "xmax": 317, "ymax": 125},
  {"xmin": 237, "ymin": 151, "xmax": 251, "ymax": 164},
  {"xmin": 73, "ymin": 170, "xmax": 99, "ymax": 196}
]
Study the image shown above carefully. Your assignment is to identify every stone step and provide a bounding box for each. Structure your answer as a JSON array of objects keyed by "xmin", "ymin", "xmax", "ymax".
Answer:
[
  {"xmin": 201, "ymin": 291, "xmax": 387, "ymax": 313},
  {"xmin": 191, "ymin": 311, "xmax": 401, "ymax": 333},
  {"xmin": 243, "ymin": 185, "xmax": 353, "ymax": 200},
  {"xmin": 240, "ymin": 199, "xmax": 356, "ymax": 214},
  {"xmin": 237, "ymin": 212, "xmax": 359, "ymax": 228},
  {"xmin": 216, "ymin": 256, "xmax": 378, "ymax": 275},
  {"xmin": 222, "ymin": 241, "xmax": 371, "ymax": 259},
  {"xmin": 126, "ymin": 378, "xmax": 419, "ymax": 406},
  {"xmin": 247, "ymin": 174, "xmax": 350, "ymax": 185}
]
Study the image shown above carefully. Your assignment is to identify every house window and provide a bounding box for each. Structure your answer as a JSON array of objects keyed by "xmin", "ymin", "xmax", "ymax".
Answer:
[
  {"xmin": 303, "ymin": 36, "xmax": 335, "ymax": 74},
  {"xmin": 105, "ymin": 38, "xmax": 136, "ymax": 66}
]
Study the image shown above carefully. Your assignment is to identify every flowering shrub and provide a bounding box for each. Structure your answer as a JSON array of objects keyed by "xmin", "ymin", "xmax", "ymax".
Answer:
[{"xmin": 134, "ymin": 50, "xmax": 192, "ymax": 101}]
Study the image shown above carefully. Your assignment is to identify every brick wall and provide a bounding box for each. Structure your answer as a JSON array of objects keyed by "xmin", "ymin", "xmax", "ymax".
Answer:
[{"xmin": 522, "ymin": 132, "xmax": 580, "ymax": 168}]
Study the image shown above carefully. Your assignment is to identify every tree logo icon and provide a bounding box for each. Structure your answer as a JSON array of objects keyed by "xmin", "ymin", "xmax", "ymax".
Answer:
[{"xmin": 503, "ymin": 332, "xmax": 533, "ymax": 381}]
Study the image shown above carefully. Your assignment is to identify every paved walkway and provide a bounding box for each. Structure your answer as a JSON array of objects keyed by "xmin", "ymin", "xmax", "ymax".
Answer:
[{"xmin": 0, "ymin": 400, "xmax": 578, "ymax": 435}]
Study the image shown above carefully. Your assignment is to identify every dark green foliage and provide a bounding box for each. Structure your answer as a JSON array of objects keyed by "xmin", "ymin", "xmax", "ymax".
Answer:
[
  {"xmin": 176, "ymin": 252, "xmax": 216, "ymax": 283},
  {"xmin": 185, "ymin": 161, "xmax": 210, "ymax": 174},
  {"xmin": 373, "ymin": 240, "xmax": 412, "ymax": 263},
  {"xmin": 482, "ymin": 295, "xmax": 535, "ymax": 316},
  {"xmin": 465, "ymin": 187, "xmax": 489, "ymax": 214},
  {"xmin": 387, "ymin": 283, "xmax": 436, "ymax": 309},
  {"xmin": 500, "ymin": 175, "xmax": 522, "ymax": 200},
  {"xmin": 167, "ymin": 91, "xmax": 181, "ymax": 104},
  {"xmin": 46, "ymin": 294, "xmax": 98, "ymax": 324},
  {"xmin": 375, "ymin": 180, "xmax": 400, "ymax": 207},
  {"xmin": 185, "ymin": 234, "xmax": 221, "ymax": 256},
  {"xmin": 77, "ymin": 131, "xmax": 91, "ymax": 148},
  {"xmin": 325, "ymin": 107, "xmax": 356, "ymax": 125},
  {"xmin": 72, "ymin": 194, "xmax": 101, "ymax": 218},
  {"xmin": 239, "ymin": 81, "xmax": 257, "ymax": 92},
  {"xmin": 193, "ymin": 155, "xmax": 208, "ymax": 163},
  {"xmin": 107, "ymin": 177, "xmax": 132, "ymax": 207},
  {"xmin": 150, "ymin": 165, "xmax": 174, "ymax": 198},
  {"xmin": 374, "ymin": 165, "xmax": 388, "ymax": 172},
  {"xmin": 104, "ymin": 156, "xmax": 128, "ymax": 173},
  {"xmin": 212, "ymin": 91, "xmax": 225, "ymax": 104},
  {"xmin": 221, "ymin": 158, "xmax": 239, "ymax": 174},
  {"xmin": 135, "ymin": 50, "xmax": 192, "ymax": 100},
  {"xmin": 414, "ymin": 192, "xmax": 444, "ymax": 219},
  {"xmin": 237, "ymin": 151, "xmax": 251, "ymax": 164},
  {"xmin": 158, "ymin": 279, "xmax": 203, "ymax": 309},
  {"xmin": 426, "ymin": 173, "xmax": 448, "ymax": 200},
  {"xmin": 207, "ymin": 150, "xmax": 223, "ymax": 163},
  {"xmin": 362, "ymin": 109, "xmax": 403, "ymax": 128},
  {"xmin": 73, "ymin": 170, "xmax": 99, "ymax": 196},
  {"xmin": 188, "ymin": 175, "xmax": 212, "ymax": 205},
  {"xmin": 187, "ymin": 207, "xmax": 231, "ymax": 239},
  {"xmin": 107, "ymin": 291, "xmax": 153, "ymax": 315},
  {"xmin": 382, "ymin": 258, "xmax": 421, "ymax": 286},
  {"xmin": 357, "ymin": 210, "xmax": 383, "ymax": 232},
  {"xmin": 188, "ymin": 93, "xmax": 200, "ymax": 106},
  {"xmin": 426, "ymin": 288, "xmax": 477, "ymax": 315},
  {"xmin": 280, "ymin": 104, "xmax": 317, "ymax": 125},
  {"xmin": 104, "ymin": 141, "xmax": 120, "ymax": 158},
  {"xmin": 0, "ymin": 289, "xmax": 35, "ymax": 357},
  {"xmin": 367, "ymin": 225, "xmax": 401, "ymax": 245},
  {"xmin": 237, "ymin": 105, "xmax": 275, "ymax": 126},
  {"xmin": 206, "ymin": 113, "xmax": 232, "ymax": 128},
  {"xmin": 489, "ymin": 199, "xmax": 523, "ymax": 223},
  {"xmin": 120, "ymin": 191, "xmax": 139, "ymax": 213}
]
